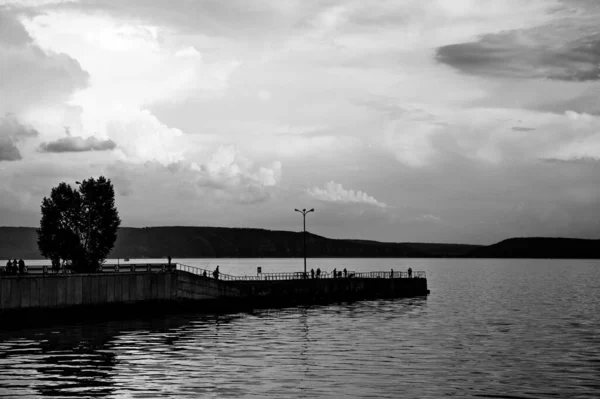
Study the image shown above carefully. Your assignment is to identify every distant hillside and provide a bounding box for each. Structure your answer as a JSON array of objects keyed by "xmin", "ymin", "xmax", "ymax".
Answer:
[
  {"xmin": 3, "ymin": 227, "xmax": 596, "ymax": 260},
  {"xmin": 467, "ymin": 237, "xmax": 600, "ymax": 259},
  {"xmin": 0, "ymin": 226, "xmax": 479, "ymax": 259}
]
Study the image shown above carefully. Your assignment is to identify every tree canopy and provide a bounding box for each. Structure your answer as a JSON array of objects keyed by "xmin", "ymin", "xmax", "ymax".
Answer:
[{"xmin": 37, "ymin": 176, "xmax": 121, "ymax": 273}]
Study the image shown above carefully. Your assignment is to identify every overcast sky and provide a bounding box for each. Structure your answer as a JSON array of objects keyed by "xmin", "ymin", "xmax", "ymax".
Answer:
[{"xmin": 1, "ymin": 0, "xmax": 600, "ymax": 244}]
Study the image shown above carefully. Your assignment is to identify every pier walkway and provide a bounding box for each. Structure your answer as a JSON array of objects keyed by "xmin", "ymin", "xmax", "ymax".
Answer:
[
  {"xmin": 1, "ymin": 262, "xmax": 426, "ymax": 280},
  {"xmin": 0, "ymin": 263, "xmax": 429, "ymax": 327}
]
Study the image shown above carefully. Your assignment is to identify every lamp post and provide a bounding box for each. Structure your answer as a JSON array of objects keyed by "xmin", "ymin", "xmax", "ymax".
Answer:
[{"xmin": 294, "ymin": 208, "xmax": 314, "ymax": 278}]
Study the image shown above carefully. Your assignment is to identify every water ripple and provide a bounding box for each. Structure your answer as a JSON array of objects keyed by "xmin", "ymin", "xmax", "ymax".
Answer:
[{"xmin": 1, "ymin": 259, "xmax": 599, "ymax": 398}]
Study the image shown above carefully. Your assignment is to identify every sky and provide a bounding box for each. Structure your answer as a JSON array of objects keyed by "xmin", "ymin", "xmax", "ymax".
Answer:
[{"xmin": 1, "ymin": 0, "xmax": 600, "ymax": 245}]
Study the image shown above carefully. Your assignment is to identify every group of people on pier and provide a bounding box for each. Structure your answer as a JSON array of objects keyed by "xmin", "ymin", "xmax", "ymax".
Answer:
[
  {"xmin": 390, "ymin": 267, "xmax": 412, "ymax": 278},
  {"xmin": 2, "ymin": 259, "xmax": 27, "ymax": 275},
  {"xmin": 329, "ymin": 268, "xmax": 350, "ymax": 278},
  {"xmin": 309, "ymin": 268, "xmax": 351, "ymax": 278}
]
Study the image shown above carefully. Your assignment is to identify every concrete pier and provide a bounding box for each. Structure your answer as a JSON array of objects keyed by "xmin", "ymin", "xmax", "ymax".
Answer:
[{"xmin": 0, "ymin": 265, "xmax": 428, "ymax": 328}]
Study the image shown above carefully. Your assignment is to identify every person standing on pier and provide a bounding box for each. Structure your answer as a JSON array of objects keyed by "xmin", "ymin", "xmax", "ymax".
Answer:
[
  {"xmin": 333, "ymin": 268, "xmax": 337, "ymax": 278},
  {"xmin": 316, "ymin": 268, "xmax": 321, "ymax": 278},
  {"xmin": 343, "ymin": 268, "xmax": 347, "ymax": 278},
  {"xmin": 390, "ymin": 269, "xmax": 394, "ymax": 278},
  {"xmin": 311, "ymin": 268, "xmax": 315, "ymax": 279},
  {"xmin": 12, "ymin": 259, "xmax": 18, "ymax": 274},
  {"xmin": 213, "ymin": 265, "xmax": 220, "ymax": 280},
  {"xmin": 408, "ymin": 267, "xmax": 412, "ymax": 278},
  {"xmin": 52, "ymin": 257, "xmax": 60, "ymax": 274},
  {"xmin": 5, "ymin": 259, "xmax": 11, "ymax": 274},
  {"xmin": 18, "ymin": 259, "xmax": 25, "ymax": 274}
]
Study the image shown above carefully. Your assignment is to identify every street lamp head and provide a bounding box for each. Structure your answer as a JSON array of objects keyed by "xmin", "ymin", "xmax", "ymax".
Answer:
[
  {"xmin": 294, "ymin": 209, "xmax": 300, "ymax": 212},
  {"xmin": 308, "ymin": 208, "xmax": 314, "ymax": 212},
  {"xmin": 75, "ymin": 181, "xmax": 81, "ymax": 185}
]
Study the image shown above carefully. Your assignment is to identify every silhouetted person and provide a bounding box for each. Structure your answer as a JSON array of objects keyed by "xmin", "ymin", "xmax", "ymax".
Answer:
[
  {"xmin": 311, "ymin": 268, "xmax": 315, "ymax": 279},
  {"xmin": 52, "ymin": 258, "xmax": 60, "ymax": 274},
  {"xmin": 213, "ymin": 265, "xmax": 220, "ymax": 280},
  {"xmin": 18, "ymin": 259, "xmax": 25, "ymax": 274},
  {"xmin": 203, "ymin": 270, "xmax": 207, "ymax": 278},
  {"xmin": 408, "ymin": 267, "xmax": 412, "ymax": 278},
  {"xmin": 316, "ymin": 268, "xmax": 321, "ymax": 278},
  {"xmin": 390, "ymin": 269, "xmax": 394, "ymax": 278},
  {"xmin": 12, "ymin": 259, "xmax": 18, "ymax": 274},
  {"xmin": 333, "ymin": 268, "xmax": 337, "ymax": 278},
  {"xmin": 5, "ymin": 259, "xmax": 11, "ymax": 274},
  {"xmin": 343, "ymin": 268, "xmax": 347, "ymax": 278}
]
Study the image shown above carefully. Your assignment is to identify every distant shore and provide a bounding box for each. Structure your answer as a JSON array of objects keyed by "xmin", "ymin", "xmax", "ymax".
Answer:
[{"xmin": 1, "ymin": 226, "xmax": 599, "ymax": 260}]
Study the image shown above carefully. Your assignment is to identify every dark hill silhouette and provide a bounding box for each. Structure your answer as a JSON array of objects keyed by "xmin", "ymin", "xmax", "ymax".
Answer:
[
  {"xmin": 1, "ymin": 227, "xmax": 598, "ymax": 260},
  {"xmin": 466, "ymin": 237, "xmax": 600, "ymax": 259},
  {"xmin": 0, "ymin": 226, "xmax": 479, "ymax": 259}
]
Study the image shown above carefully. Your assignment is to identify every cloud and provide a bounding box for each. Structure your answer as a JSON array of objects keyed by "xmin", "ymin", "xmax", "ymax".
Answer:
[
  {"xmin": 22, "ymin": 11, "xmax": 239, "ymax": 108},
  {"xmin": 0, "ymin": 9, "xmax": 89, "ymax": 115},
  {"xmin": 103, "ymin": 146, "xmax": 283, "ymax": 205},
  {"xmin": 3, "ymin": 0, "xmax": 600, "ymax": 245},
  {"xmin": 0, "ymin": 114, "xmax": 39, "ymax": 161},
  {"xmin": 38, "ymin": 135, "xmax": 117, "ymax": 152},
  {"xmin": 104, "ymin": 109, "xmax": 185, "ymax": 165},
  {"xmin": 370, "ymin": 100, "xmax": 600, "ymax": 167},
  {"xmin": 14, "ymin": 9, "xmax": 240, "ymax": 167},
  {"xmin": 195, "ymin": 145, "xmax": 282, "ymax": 204},
  {"xmin": 436, "ymin": 28, "xmax": 600, "ymax": 81},
  {"xmin": 382, "ymin": 110, "xmax": 442, "ymax": 168},
  {"xmin": 306, "ymin": 181, "xmax": 386, "ymax": 208},
  {"xmin": 0, "ymin": 0, "xmax": 77, "ymax": 5},
  {"xmin": 0, "ymin": 137, "xmax": 22, "ymax": 161},
  {"xmin": 541, "ymin": 156, "xmax": 600, "ymax": 165},
  {"xmin": 416, "ymin": 214, "xmax": 441, "ymax": 222},
  {"xmin": 252, "ymin": 134, "xmax": 362, "ymax": 158}
]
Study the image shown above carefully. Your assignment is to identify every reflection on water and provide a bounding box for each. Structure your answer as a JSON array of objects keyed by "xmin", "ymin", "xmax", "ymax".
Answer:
[
  {"xmin": 0, "ymin": 300, "xmax": 431, "ymax": 398},
  {"xmin": 1, "ymin": 258, "xmax": 600, "ymax": 398}
]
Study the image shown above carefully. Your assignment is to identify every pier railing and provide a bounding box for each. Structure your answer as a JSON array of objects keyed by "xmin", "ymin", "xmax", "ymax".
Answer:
[
  {"xmin": 175, "ymin": 264, "xmax": 425, "ymax": 281},
  {"xmin": 353, "ymin": 271, "xmax": 426, "ymax": 279},
  {"xmin": 1, "ymin": 262, "xmax": 425, "ymax": 281},
  {"xmin": 177, "ymin": 263, "xmax": 260, "ymax": 281}
]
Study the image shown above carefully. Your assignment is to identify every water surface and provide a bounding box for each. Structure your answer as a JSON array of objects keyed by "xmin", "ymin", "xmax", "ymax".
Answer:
[{"xmin": 1, "ymin": 258, "xmax": 599, "ymax": 398}]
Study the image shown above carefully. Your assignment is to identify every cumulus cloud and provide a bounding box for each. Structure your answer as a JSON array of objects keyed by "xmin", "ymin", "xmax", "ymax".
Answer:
[
  {"xmin": 105, "ymin": 109, "xmax": 185, "ymax": 165},
  {"xmin": 306, "ymin": 181, "xmax": 386, "ymax": 208},
  {"xmin": 0, "ymin": 114, "xmax": 39, "ymax": 161},
  {"xmin": 103, "ymin": 147, "xmax": 283, "ymax": 205},
  {"xmin": 196, "ymin": 146, "xmax": 282, "ymax": 204},
  {"xmin": 22, "ymin": 12, "xmax": 239, "ymax": 108},
  {"xmin": 38, "ymin": 135, "xmax": 116, "ymax": 152},
  {"xmin": 0, "ymin": 9, "xmax": 89, "ymax": 115},
  {"xmin": 14, "ymin": 10, "xmax": 240, "ymax": 167}
]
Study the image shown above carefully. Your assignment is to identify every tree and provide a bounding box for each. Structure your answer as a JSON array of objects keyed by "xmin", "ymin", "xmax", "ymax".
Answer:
[{"xmin": 37, "ymin": 176, "xmax": 121, "ymax": 273}]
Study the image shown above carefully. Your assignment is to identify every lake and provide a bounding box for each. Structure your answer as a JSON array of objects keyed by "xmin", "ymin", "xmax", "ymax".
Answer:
[{"xmin": 1, "ymin": 258, "xmax": 599, "ymax": 398}]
